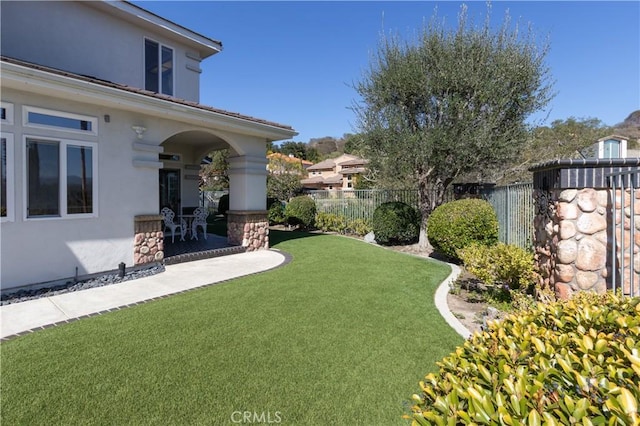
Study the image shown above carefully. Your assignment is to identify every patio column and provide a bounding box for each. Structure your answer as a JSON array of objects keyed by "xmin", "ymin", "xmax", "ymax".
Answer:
[
  {"xmin": 134, "ymin": 215, "xmax": 164, "ymax": 265},
  {"xmin": 227, "ymin": 155, "xmax": 269, "ymax": 251}
]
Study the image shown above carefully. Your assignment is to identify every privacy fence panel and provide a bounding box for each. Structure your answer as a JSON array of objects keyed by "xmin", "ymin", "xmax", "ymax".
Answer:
[{"xmin": 482, "ymin": 183, "xmax": 534, "ymax": 249}]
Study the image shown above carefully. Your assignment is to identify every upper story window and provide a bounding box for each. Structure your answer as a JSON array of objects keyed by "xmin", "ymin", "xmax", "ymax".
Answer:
[
  {"xmin": 24, "ymin": 106, "xmax": 97, "ymax": 135},
  {"xmin": 1, "ymin": 102, "xmax": 14, "ymax": 125},
  {"xmin": 145, "ymin": 38, "xmax": 174, "ymax": 96},
  {"xmin": 603, "ymin": 139, "xmax": 621, "ymax": 158}
]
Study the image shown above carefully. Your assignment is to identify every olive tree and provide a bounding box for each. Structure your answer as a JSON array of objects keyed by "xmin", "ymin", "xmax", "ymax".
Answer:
[{"xmin": 354, "ymin": 5, "xmax": 553, "ymax": 248}]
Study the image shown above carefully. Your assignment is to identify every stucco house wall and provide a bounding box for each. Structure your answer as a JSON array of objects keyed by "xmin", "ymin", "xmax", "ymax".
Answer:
[
  {"xmin": 0, "ymin": 1, "xmax": 215, "ymax": 103},
  {"xmin": 0, "ymin": 1, "xmax": 296, "ymax": 291}
]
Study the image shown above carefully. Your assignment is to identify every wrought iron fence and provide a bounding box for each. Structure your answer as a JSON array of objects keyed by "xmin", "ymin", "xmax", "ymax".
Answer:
[
  {"xmin": 607, "ymin": 170, "xmax": 640, "ymax": 297},
  {"xmin": 482, "ymin": 183, "xmax": 534, "ymax": 249},
  {"xmin": 307, "ymin": 189, "xmax": 420, "ymax": 223},
  {"xmin": 307, "ymin": 186, "xmax": 534, "ymax": 250}
]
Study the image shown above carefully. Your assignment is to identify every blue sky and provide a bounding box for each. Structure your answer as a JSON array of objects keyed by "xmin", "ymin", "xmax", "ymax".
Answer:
[{"xmin": 135, "ymin": 1, "xmax": 640, "ymax": 143}]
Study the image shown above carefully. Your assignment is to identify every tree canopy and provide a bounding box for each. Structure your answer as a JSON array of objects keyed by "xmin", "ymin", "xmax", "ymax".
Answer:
[{"xmin": 353, "ymin": 4, "xmax": 554, "ymax": 247}]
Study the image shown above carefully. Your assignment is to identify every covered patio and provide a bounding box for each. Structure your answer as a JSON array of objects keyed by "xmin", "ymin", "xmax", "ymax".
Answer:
[{"xmin": 163, "ymin": 232, "xmax": 245, "ymax": 265}]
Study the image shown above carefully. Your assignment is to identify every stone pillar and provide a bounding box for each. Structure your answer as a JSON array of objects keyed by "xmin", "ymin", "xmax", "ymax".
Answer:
[
  {"xmin": 134, "ymin": 215, "xmax": 164, "ymax": 265},
  {"xmin": 531, "ymin": 158, "xmax": 640, "ymax": 299},
  {"xmin": 227, "ymin": 210, "xmax": 269, "ymax": 251}
]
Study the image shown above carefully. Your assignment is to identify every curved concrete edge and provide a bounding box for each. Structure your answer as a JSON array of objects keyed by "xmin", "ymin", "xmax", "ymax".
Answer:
[
  {"xmin": 340, "ymin": 234, "xmax": 473, "ymax": 339},
  {"xmin": 434, "ymin": 263, "xmax": 471, "ymax": 339}
]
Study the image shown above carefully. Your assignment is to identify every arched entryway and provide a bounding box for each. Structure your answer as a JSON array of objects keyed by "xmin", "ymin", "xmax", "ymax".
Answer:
[{"xmin": 156, "ymin": 129, "xmax": 271, "ymax": 254}]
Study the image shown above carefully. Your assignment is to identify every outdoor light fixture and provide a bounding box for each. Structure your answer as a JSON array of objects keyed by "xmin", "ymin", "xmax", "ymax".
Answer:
[{"xmin": 132, "ymin": 125, "xmax": 147, "ymax": 139}]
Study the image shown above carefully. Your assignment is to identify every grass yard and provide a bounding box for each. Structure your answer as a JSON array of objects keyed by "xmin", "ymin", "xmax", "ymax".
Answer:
[{"xmin": 1, "ymin": 231, "xmax": 462, "ymax": 425}]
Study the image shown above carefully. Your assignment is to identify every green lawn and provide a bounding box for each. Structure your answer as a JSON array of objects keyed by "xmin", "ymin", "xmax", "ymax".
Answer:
[{"xmin": 0, "ymin": 231, "xmax": 462, "ymax": 425}]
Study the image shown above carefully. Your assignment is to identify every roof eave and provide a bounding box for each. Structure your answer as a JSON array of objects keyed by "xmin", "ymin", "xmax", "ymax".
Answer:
[
  {"xmin": 89, "ymin": 1, "xmax": 223, "ymax": 58},
  {"xmin": 1, "ymin": 60, "xmax": 297, "ymax": 141}
]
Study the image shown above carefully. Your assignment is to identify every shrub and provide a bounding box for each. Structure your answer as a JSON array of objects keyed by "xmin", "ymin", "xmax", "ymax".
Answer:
[
  {"xmin": 267, "ymin": 200, "xmax": 285, "ymax": 225},
  {"xmin": 458, "ymin": 243, "xmax": 536, "ymax": 291},
  {"xmin": 315, "ymin": 212, "xmax": 347, "ymax": 233},
  {"xmin": 407, "ymin": 292, "xmax": 640, "ymax": 425},
  {"xmin": 285, "ymin": 196, "xmax": 316, "ymax": 228},
  {"xmin": 347, "ymin": 218, "xmax": 372, "ymax": 236},
  {"xmin": 217, "ymin": 194, "xmax": 229, "ymax": 216},
  {"xmin": 372, "ymin": 201, "xmax": 420, "ymax": 245},
  {"xmin": 427, "ymin": 199, "xmax": 498, "ymax": 260}
]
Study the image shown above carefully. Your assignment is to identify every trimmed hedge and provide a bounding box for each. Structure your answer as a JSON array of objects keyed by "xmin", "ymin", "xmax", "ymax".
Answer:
[
  {"xmin": 458, "ymin": 243, "xmax": 536, "ymax": 291},
  {"xmin": 408, "ymin": 291, "xmax": 640, "ymax": 425},
  {"xmin": 285, "ymin": 196, "xmax": 316, "ymax": 228},
  {"xmin": 315, "ymin": 213, "xmax": 372, "ymax": 236},
  {"xmin": 427, "ymin": 198, "xmax": 498, "ymax": 260},
  {"xmin": 268, "ymin": 199, "xmax": 286, "ymax": 225},
  {"xmin": 372, "ymin": 201, "xmax": 420, "ymax": 245}
]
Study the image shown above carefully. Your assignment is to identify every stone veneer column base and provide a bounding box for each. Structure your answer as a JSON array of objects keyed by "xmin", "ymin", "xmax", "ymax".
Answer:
[
  {"xmin": 227, "ymin": 210, "xmax": 269, "ymax": 251},
  {"xmin": 134, "ymin": 215, "xmax": 164, "ymax": 265}
]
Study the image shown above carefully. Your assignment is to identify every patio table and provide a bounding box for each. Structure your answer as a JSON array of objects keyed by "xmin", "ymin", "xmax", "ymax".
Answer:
[{"xmin": 179, "ymin": 214, "xmax": 197, "ymax": 240}]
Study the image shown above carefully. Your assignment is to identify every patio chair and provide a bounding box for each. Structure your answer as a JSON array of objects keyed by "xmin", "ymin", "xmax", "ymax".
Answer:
[
  {"xmin": 160, "ymin": 207, "xmax": 186, "ymax": 243},
  {"xmin": 190, "ymin": 206, "xmax": 209, "ymax": 240}
]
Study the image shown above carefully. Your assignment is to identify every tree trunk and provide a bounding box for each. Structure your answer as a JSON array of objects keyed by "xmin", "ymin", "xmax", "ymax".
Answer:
[{"xmin": 417, "ymin": 174, "xmax": 448, "ymax": 251}]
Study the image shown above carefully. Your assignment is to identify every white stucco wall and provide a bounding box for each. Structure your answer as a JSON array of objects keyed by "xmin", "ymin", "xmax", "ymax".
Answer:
[
  {"xmin": 0, "ymin": 1, "xmax": 204, "ymax": 102},
  {"xmin": 0, "ymin": 86, "xmax": 279, "ymax": 290},
  {"xmin": 0, "ymin": 89, "xmax": 157, "ymax": 288}
]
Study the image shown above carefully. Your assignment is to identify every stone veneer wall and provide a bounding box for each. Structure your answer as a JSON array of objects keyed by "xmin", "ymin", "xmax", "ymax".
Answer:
[
  {"xmin": 227, "ymin": 210, "xmax": 269, "ymax": 251},
  {"xmin": 134, "ymin": 215, "xmax": 164, "ymax": 265},
  {"xmin": 531, "ymin": 159, "xmax": 640, "ymax": 299}
]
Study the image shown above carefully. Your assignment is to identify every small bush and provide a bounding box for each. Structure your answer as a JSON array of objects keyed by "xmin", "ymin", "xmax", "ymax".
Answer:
[
  {"xmin": 458, "ymin": 243, "xmax": 536, "ymax": 291},
  {"xmin": 347, "ymin": 218, "xmax": 372, "ymax": 236},
  {"xmin": 407, "ymin": 292, "xmax": 640, "ymax": 425},
  {"xmin": 315, "ymin": 212, "xmax": 347, "ymax": 233},
  {"xmin": 285, "ymin": 196, "xmax": 316, "ymax": 228},
  {"xmin": 427, "ymin": 199, "xmax": 498, "ymax": 260},
  {"xmin": 372, "ymin": 202, "xmax": 420, "ymax": 245},
  {"xmin": 217, "ymin": 194, "xmax": 229, "ymax": 216},
  {"xmin": 268, "ymin": 200, "xmax": 285, "ymax": 225}
]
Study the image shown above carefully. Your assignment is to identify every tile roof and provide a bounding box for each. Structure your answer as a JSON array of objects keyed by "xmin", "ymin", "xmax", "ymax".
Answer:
[
  {"xmin": 1, "ymin": 55, "xmax": 294, "ymax": 131},
  {"xmin": 323, "ymin": 174, "xmax": 343, "ymax": 184},
  {"xmin": 306, "ymin": 159, "xmax": 336, "ymax": 170},
  {"xmin": 339, "ymin": 158, "xmax": 369, "ymax": 166},
  {"xmin": 300, "ymin": 176, "xmax": 325, "ymax": 184}
]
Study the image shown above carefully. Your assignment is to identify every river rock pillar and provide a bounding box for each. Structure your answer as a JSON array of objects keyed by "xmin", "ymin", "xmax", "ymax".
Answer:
[
  {"xmin": 531, "ymin": 158, "xmax": 640, "ymax": 299},
  {"xmin": 227, "ymin": 155, "xmax": 269, "ymax": 251}
]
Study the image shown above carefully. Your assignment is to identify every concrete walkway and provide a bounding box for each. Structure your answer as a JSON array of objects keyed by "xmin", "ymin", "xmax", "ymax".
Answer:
[{"xmin": 1, "ymin": 250, "xmax": 289, "ymax": 340}]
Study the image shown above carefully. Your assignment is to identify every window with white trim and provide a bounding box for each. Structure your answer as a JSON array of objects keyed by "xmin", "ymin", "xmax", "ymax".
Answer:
[
  {"xmin": 24, "ymin": 106, "xmax": 97, "ymax": 135},
  {"xmin": 603, "ymin": 139, "xmax": 621, "ymax": 158},
  {"xmin": 145, "ymin": 38, "xmax": 174, "ymax": 95},
  {"xmin": 1, "ymin": 133, "xmax": 15, "ymax": 221},
  {"xmin": 25, "ymin": 137, "xmax": 97, "ymax": 218},
  {"xmin": 1, "ymin": 102, "xmax": 14, "ymax": 125}
]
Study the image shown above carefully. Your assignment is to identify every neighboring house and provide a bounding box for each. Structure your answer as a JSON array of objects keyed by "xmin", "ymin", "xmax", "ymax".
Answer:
[
  {"xmin": 301, "ymin": 154, "xmax": 368, "ymax": 190},
  {"xmin": 267, "ymin": 152, "xmax": 313, "ymax": 175},
  {"xmin": 580, "ymin": 135, "xmax": 635, "ymax": 159},
  {"xmin": 0, "ymin": 1, "xmax": 296, "ymax": 291}
]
